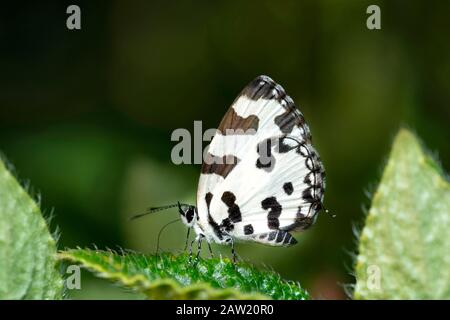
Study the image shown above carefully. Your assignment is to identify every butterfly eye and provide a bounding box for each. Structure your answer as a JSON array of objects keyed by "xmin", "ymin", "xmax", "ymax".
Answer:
[{"xmin": 185, "ymin": 208, "xmax": 195, "ymax": 223}]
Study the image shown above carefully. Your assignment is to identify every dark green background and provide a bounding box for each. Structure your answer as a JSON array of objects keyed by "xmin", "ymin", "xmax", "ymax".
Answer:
[{"xmin": 1, "ymin": 1, "xmax": 449, "ymax": 299}]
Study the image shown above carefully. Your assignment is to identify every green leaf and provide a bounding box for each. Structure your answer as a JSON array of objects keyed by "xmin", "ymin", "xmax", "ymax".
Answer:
[
  {"xmin": 59, "ymin": 249, "xmax": 309, "ymax": 300},
  {"xmin": 354, "ymin": 129, "xmax": 450, "ymax": 299},
  {"xmin": 0, "ymin": 157, "xmax": 63, "ymax": 299}
]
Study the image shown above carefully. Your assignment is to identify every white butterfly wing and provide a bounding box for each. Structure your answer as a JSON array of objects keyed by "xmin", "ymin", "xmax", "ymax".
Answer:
[{"xmin": 197, "ymin": 75, "xmax": 325, "ymax": 246}]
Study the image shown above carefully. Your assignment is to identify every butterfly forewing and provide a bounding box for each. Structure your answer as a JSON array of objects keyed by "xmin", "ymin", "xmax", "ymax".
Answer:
[{"xmin": 197, "ymin": 75, "xmax": 325, "ymax": 246}]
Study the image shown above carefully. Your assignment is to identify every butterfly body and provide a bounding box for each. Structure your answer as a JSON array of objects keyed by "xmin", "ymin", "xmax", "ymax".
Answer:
[{"xmin": 185, "ymin": 75, "xmax": 325, "ymax": 249}]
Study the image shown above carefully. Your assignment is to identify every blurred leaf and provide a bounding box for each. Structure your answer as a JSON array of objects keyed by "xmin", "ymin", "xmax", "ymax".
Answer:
[
  {"xmin": 0, "ymin": 157, "xmax": 63, "ymax": 299},
  {"xmin": 354, "ymin": 129, "xmax": 450, "ymax": 299},
  {"xmin": 59, "ymin": 249, "xmax": 309, "ymax": 300}
]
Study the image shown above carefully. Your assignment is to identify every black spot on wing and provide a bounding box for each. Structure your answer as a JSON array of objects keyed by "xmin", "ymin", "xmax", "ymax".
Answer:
[
  {"xmin": 275, "ymin": 136, "xmax": 298, "ymax": 154},
  {"xmin": 276, "ymin": 231, "xmax": 285, "ymax": 243},
  {"xmin": 262, "ymin": 231, "xmax": 297, "ymax": 246},
  {"xmin": 268, "ymin": 232, "xmax": 276, "ymax": 241},
  {"xmin": 283, "ymin": 182, "xmax": 294, "ymax": 195},
  {"xmin": 221, "ymin": 191, "xmax": 242, "ymax": 223},
  {"xmin": 285, "ymin": 232, "xmax": 298, "ymax": 245},
  {"xmin": 304, "ymin": 172, "xmax": 312, "ymax": 185},
  {"xmin": 302, "ymin": 187, "xmax": 314, "ymax": 202},
  {"xmin": 274, "ymin": 109, "xmax": 302, "ymax": 134},
  {"xmin": 261, "ymin": 197, "xmax": 282, "ymax": 230},
  {"xmin": 243, "ymin": 224, "xmax": 254, "ymax": 235}
]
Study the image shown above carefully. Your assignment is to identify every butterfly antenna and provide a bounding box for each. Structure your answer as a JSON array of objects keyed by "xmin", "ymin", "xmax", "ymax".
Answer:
[
  {"xmin": 129, "ymin": 203, "xmax": 190, "ymax": 220},
  {"xmin": 156, "ymin": 218, "xmax": 180, "ymax": 255}
]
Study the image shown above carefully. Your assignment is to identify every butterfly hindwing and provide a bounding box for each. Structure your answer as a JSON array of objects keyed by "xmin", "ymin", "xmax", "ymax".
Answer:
[{"xmin": 197, "ymin": 75, "xmax": 325, "ymax": 246}]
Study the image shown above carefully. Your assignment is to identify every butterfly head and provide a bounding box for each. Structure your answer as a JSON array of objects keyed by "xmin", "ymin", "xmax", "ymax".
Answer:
[
  {"xmin": 130, "ymin": 202, "xmax": 197, "ymax": 227},
  {"xmin": 178, "ymin": 202, "xmax": 197, "ymax": 227}
]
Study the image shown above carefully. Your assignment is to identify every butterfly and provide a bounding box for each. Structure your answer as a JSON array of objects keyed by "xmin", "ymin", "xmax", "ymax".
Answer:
[{"xmin": 134, "ymin": 75, "xmax": 326, "ymax": 262}]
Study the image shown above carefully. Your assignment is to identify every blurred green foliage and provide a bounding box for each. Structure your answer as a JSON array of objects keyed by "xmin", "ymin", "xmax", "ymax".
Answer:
[{"xmin": 1, "ymin": 1, "xmax": 449, "ymax": 299}]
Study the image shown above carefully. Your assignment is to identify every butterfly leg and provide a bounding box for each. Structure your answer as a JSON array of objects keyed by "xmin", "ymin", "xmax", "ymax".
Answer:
[
  {"xmin": 184, "ymin": 227, "xmax": 191, "ymax": 251},
  {"xmin": 188, "ymin": 237, "xmax": 196, "ymax": 262},
  {"xmin": 227, "ymin": 238, "xmax": 237, "ymax": 263},
  {"xmin": 207, "ymin": 242, "xmax": 214, "ymax": 258},
  {"xmin": 195, "ymin": 234, "xmax": 204, "ymax": 260}
]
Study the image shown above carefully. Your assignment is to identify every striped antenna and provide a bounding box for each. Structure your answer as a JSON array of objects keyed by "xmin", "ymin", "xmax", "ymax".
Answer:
[{"xmin": 129, "ymin": 203, "xmax": 191, "ymax": 220}]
